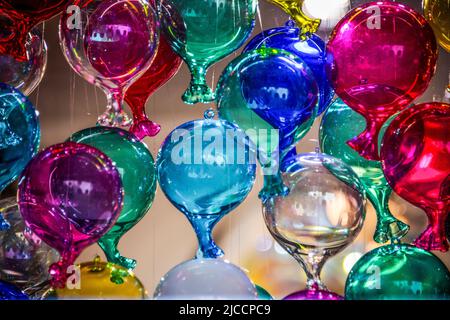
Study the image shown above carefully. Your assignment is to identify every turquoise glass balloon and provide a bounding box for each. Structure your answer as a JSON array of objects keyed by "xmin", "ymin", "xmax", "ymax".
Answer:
[
  {"xmin": 217, "ymin": 47, "xmax": 318, "ymax": 200},
  {"xmin": 345, "ymin": 243, "xmax": 450, "ymax": 300},
  {"xmin": 0, "ymin": 83, "xmax": 40, "ymax": 230},
  {"xmin": 157, "ymin": 119, "xmax": 256, "ymax": 258},
  {"xmin": 159, "ymin": 0, "xmax": 257, "ymax": 104},
  {"xmin": 319, "ymin": 98, "xmax": 409, "ymax": 243},
  {"xmin": 69, "ymin": 127, "xmax": 156, "ymax": 270}
]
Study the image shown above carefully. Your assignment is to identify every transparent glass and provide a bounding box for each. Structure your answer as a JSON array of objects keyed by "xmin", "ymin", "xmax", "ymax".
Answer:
[
  {"xmin": 59, "ymin": 0, "xmax": 159, "ymax": 127},
  {"xmin": 0, "ymin": 26, "xmax": 47, "ymax": 96},
  {"xmin": 262, "ymin": 152, "xmax": 365, "ymax": 299}
]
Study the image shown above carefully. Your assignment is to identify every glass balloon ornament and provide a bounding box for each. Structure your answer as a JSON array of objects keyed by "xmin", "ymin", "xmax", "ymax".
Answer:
[
  {"xmin": 346, "ymin": 243, "xmax": 450, "ymax": 300},
  {"xmin": 423, "ymin": 0, "xmax": 449, "ymax": 52},
  {"xmin": 327, "ymin": 2, "xmax": 438, "ymax": 160},
  {"xmin": 124, "ymin": 32, "xmax": 182, "ymax": 140},
  {"xmin": 69, "ymin": 127, "xmax": 157, "ymax": 270},
  {"xmin": 244, "ymin": 21, "xmax": 334, "ymax": 116},
  {"xmin": 154, "ymin": 258, "xmax": 258, "ymax": 300},
  {"xmin": 217, "ymin": 47, "xmax": 318, "ymax": 200},
  {"xmin": 158, "ymin": 0, "xmax": 257, "ymax": 104},
  {"xmin": 0, "ymin": 0, "xmax": 71, "ymax": 61},
  {"xmin": 319, "ymin": 98, "xmax": 409, "ymax": 243},
  {"xmin": 59, "ymin": 0, "xmax": 159, "ymax": 127},
  {"xmin": 264, "ymin": 0, "xmax": 320, "ymax": 38},
  {"xmin": 53, "ymin": 256, "xmax": 147, "ymax": 299},
  {"xmin": 157, "ymin": 118, "xmax": 256, "ymax": 259},
  {"xmin": 263, "ymin": 152, "xmax": 366, "ymax": 300},
  {"xmin": 0, "ymin": 26, "xmax": 47, "ymax": 96},
  {"xmin": 381, "ymin": 102, "xmax": 450, "ymax": 252},
  {"xmin": 0, "ymin": 280, "xmax": 28, "ymax": 300},
  {"xmin": 0, "ymin": 197, "xmax": 59, "ymax": 299},
  {"xmin": 0, "ymin": 83, "xmax": 40, "ymax": 230},
  {"xmin": 17, "ymin": 142, "xmax": 124, "ymax": 288}
]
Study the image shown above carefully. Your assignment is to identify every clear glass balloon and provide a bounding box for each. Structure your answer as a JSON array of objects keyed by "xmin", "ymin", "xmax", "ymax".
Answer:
[
  {"xmin": 0, "ymin": 26, "xmax": 47, "ymax": 96},
  {"xmin": 154, "ymin": 258, "xmax": 258, "ymax": 300},
  {"xmin": 262, "ymin": 152, "xmax": 366, "ymax": 299},
  {"xmin": 0, "ymin": 197, "xmax": 59, "ymax": 299},
  {"xmin": 59, "ymin": 0, "xmax": 159, "ymax": 127},
  {"xmin": 158, "ymin": 0, "xmax": 257, "ymax": 104}
]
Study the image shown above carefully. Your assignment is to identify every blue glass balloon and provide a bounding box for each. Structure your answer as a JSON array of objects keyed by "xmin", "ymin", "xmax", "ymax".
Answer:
[
  {"xmin": 0, "ymin": 280, "xmax": 28, "ymax": 300},
  {"xmin": 244, "ymin": 21, "xmax": 334, "ymax": 116},
  {"xmin": 217, "ymin": 47, "xmax": 318, "ymax": 200},
  {"xmin": 157, "ymin": 119, "xmax": 256, "ymax": 258},
  {"xmin": 0, "ymin": 83, "xmax": 40, "ymax": 230}
]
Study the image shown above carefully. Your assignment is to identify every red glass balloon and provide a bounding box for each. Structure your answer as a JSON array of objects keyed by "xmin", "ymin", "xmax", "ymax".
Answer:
[
  {"xmin": 124, "ymin": 34, "xmax": 182, "ymax": 140},
  {"xmin": 381, "ymin": 103, "xmax": 450, "ymax": 252},
  {"xmin": 0, "ymin": 0, "xmax": 73, "ymax": 61},
  {"xmin": 327, "ymin": 2, "xmax": 438, "ymax": 160}
]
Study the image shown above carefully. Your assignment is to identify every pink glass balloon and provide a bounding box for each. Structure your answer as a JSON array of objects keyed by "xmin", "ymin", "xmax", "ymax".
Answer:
[
  {"xmin": 381, "ymin": 103, "xmax": 450, "ymax": 252},
  {"xmin": 284, "ymin": 288, "xmax": 343, "ymax": 300},
  {"xmin": 59, "ymin": 0, "xmax": 159, "ymax": 127},
  {"xmin": 18, "ymin": 142, "xmax": 124, "ymax": 288},
  {"xmin": 327, "ymin": 2, "xmax": 438, "ymax": 160}
]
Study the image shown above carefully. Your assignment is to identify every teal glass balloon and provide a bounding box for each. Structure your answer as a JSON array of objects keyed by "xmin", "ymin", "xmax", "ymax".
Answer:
[
  {"xmin": 157, "ymin": 119, "xmax": 256, "ymax": 258},
  {"xmin": 217, "ymin": 47, "xmax": 318, "ymax": 201},
  {"xmin": 319, "ymin": 98, "xmax": 409, "ymax": 243},
  {"xmin": 345, "ymin": 243, "xmax": 450, "ymax": 300},
  {"xmin": 159, "ymin": 0, "xmax": 257, "ymax": 104},
  {"xmin": 69, "ymin": 127, "xmax": 156, "ymax": 270},
  {"xmin": 0, "ymin": 83, "xmax": 40, "ymax": 230}
]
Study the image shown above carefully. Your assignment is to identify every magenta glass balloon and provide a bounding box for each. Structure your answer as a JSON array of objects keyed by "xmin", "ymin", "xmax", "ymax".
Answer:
[
  {"xmin": 381, "ymin": 103, "xmax": 449, "ymax": 252},
  {"xmin": 18, "ymin": 142, "xmax": 123, "ymax": 288},
  {"xmin": 327, "ymin": 2, "xmax": 438, "ymax": 160},
  {"xmin": 284, "ymin": 288, "xmax": 343, "ymax": 300},
  {"xmin": 59, "ymin": 0, "xmax": 159, "ymax": 127}
]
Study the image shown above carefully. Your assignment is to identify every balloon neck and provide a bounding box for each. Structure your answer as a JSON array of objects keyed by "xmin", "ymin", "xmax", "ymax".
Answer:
[
  {"xmin": 414, "ymin": 207, "xmax": 449, "ymax": 252},
  {"xmin": 191, "ymin": 216, "xmax": 224, "ymax": 259},
  {"xmin": 297, "ymin": 252, "xmax": 327, "ymax": 291},
  {"xmin": 347, "ymin": 117, "xmax": 383, "ymax": 160},
  {"xmin": 98, "ymin": 235, "xmax": 137, "ymax": 270},
  {"xmin": 269, "ymin": 0, "xmax": 320, "ymax": 39},
  {"xmin": 183, "ymin": 65, "xmax": 214, "ymax": 104},
  {"xmin": 130, "ymin": 119, "xmax": 161, "ymax": 140},
  {"xmin": 259, "ymin": 171, "xmax": 289, "ymax": 202},
  {"xmin": 97, "ymin": 90, "xmax": 132, "ymax": 127},
  {"xmin": 49, "ymin": 261, "xmax": 70, "ymax": 289},
  {"xmin": 366, "ymin": 187, "xmax": 409, "ymax": 243}
]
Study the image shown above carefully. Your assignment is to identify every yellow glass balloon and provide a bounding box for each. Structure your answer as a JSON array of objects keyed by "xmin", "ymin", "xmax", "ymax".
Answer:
[
  {"xmin": 265, "ymin": 0, "xmax": 320, "ymax": 38},
  {"xmin": 423, "ymin": 0, "xmax": 450, "ymax": 52},
  {"xmin": 54, "ymin": 257, "xmax": 147, "ymax": 300}
]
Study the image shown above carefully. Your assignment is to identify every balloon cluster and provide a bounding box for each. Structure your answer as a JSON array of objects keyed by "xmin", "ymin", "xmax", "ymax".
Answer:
[{"xmin": 0, "ymin": 0, "xmax": 448, "ymax": 301}]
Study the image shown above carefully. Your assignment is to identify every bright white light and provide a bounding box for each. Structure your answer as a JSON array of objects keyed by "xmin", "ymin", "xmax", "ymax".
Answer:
[
  {"xmin": 274, "ymin": 242, "xmax": 289, "ymax": 255},
  {"xmin": 343, "ymin": 252, "xmax": 363, "ymax": 273},
  {"xmin": 303, "ymin": 0, "xmax": 351, "ymax": 32}
]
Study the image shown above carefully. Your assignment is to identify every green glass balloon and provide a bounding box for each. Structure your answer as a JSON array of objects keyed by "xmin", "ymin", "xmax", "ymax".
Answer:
[
  {"xmin": 159, "ymin": 0, "xmax": 257, "ymax": 104},
  {"xmin": 69, "ymin": 127, "xmax": 156, "ymax": 270},
  {"xmin": 319, "ymin": 98, "xmax": 409, "ymax": 243},
  {"xmin": 255, "ymin": 285, "xmax": 273, "ymax": 300},
  {"xmin": 345, "ymin": 243, "xmax": 450, "ymax": 300}
]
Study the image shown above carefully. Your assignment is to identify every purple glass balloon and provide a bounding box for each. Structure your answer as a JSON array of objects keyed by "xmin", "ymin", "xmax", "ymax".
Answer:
[
  {"xmin": 284, "ymin": 289, "xmax": 343, "ymax": 300},
  {"xmin": 18, "ymin": 142, "xmax": 123, "ymax": 288}
]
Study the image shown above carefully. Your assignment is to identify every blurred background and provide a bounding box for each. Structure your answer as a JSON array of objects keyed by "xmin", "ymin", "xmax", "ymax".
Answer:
[{"xmin": 3, "ymin": 0, "xmax": 449, "ymax": 299}]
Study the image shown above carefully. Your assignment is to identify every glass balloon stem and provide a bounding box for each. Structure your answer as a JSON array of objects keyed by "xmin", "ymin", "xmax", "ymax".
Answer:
[
  {"xmin": 296, "ymin": 252, "xmax": 326, "ymax": 290},
  {"xmin": 347, "ymin": 117, "xmax": 383, "ymax": 160},
  {"xmin": 98, "ymin": 235, "xmax": 137, "ymax": 270},
  {"xmin": 97, "ymin": 89, "xmax": 132, "ymax": 127},
  {"xmin": 414, "ymin": 207, "xmax": 449, "ymax": 252},
  {"xmin": 49, "ymin": 249, "xmax": 80, "ymax": 289},
  {"xmin": 366, "ymin": 186, "xmax": 409, "ymax": 243},
  {"xmin": 129, "ymin": 102, "xmax": 161, "ymax": 140},
  {"xmin": 259, "ymin": 171, "xmax": 289, "ymax": 201},
  {"xmin": 183, "ymin": 64, "xmax": 214, "ymax": 104},
  {"xmin": 191, "ymin": 217, "xmax": 224, "ymax": 259}
]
